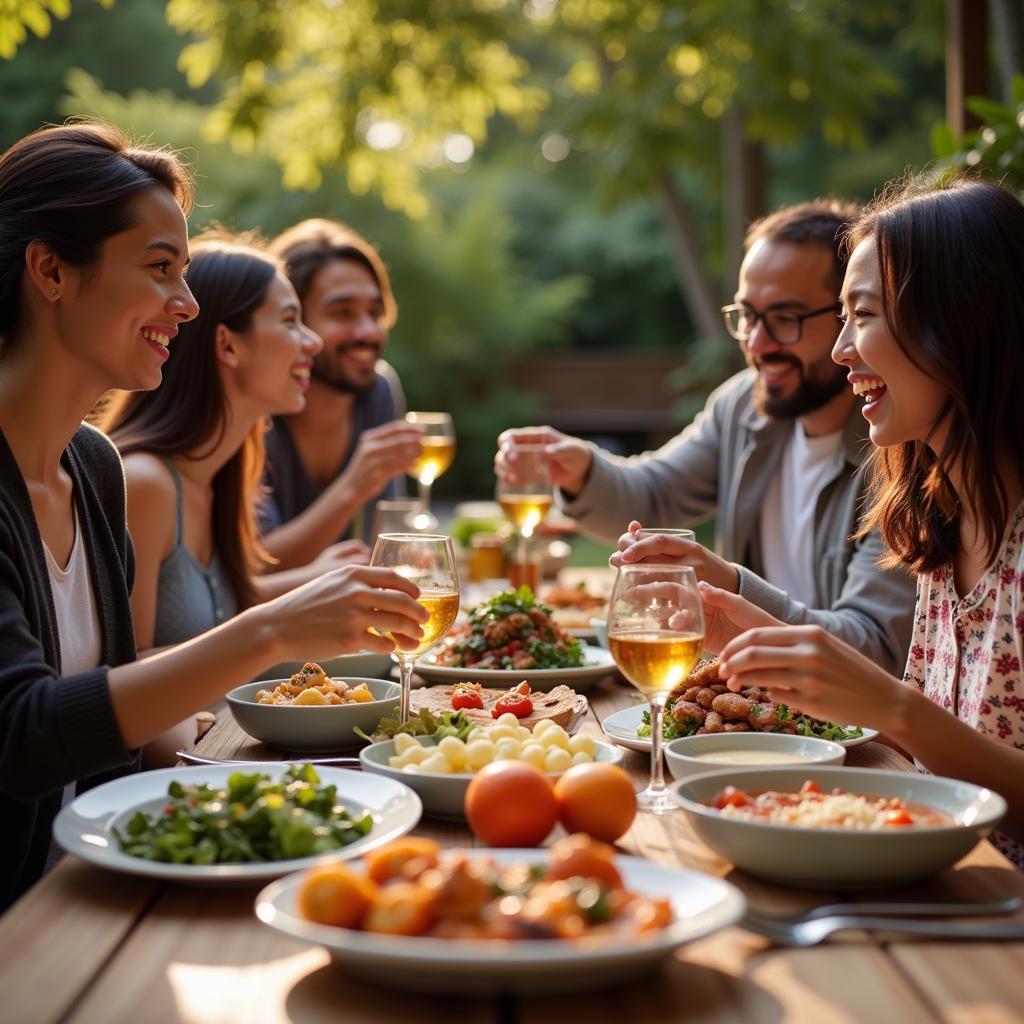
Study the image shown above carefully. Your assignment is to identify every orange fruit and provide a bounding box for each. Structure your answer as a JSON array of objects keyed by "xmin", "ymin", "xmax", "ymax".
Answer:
[
  {"xmin": 298, "ymin": 863, "xmax": 378, "ymax": 928},
  {"xmin": 547, "ymin": 833, "xmax": 624, "ymax": 889},
  {"xmin": 464, "ymin": 760, "xmax": 559, "ymax": 847},
  {"xmin": 554, "ymin": 762, "xmax": 637, "ymax": 842}
]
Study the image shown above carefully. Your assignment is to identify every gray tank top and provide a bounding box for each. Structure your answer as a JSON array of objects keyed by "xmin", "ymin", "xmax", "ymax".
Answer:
[{"xmin": 152, "ymin": 458, "xmax": 238, "ymax": 648}]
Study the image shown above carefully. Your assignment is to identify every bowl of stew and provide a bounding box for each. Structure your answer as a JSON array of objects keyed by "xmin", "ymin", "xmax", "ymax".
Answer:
[{"xmin": 672, "ymin": 766, "xmax": 1007, "ymax": 888}]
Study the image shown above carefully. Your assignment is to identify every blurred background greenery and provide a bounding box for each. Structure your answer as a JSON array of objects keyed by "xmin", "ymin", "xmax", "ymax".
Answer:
[{"xmin": 1, "ymin": 0, "xmax": 1021, "ymax": 505}]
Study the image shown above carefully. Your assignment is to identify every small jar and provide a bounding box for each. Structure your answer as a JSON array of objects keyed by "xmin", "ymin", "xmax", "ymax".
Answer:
[
  {"xmin": 507, "ymin": 555, "xmax": 541, "ymax": 594},
  {"xmin": 469, "ymin": 533, "xmax": 506, "ymax": 582}
]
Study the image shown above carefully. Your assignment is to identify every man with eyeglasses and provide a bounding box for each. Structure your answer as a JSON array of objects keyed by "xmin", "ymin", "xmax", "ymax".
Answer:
[{"xmin": 497, "ymin": 199, "xmax": 915, "ymax": 673}]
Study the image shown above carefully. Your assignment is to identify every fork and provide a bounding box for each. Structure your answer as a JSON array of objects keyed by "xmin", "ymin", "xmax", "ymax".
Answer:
[
  {"xmin": 175, "ymin": 751, "xmax": 361, "ymax": 768},
  {"xmin": 771, "ymin": 896, "xmax": 1020, "ymax": 922},
  {"xmin": 743, "ymin": 903, "xmax": 1024, "ymax": 947}
]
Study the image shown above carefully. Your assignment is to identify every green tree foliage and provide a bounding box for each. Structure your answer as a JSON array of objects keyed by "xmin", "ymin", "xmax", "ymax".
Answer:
[{"xmin": 931, "ymin": 74, "xmax": 1024, "ymax": 196}]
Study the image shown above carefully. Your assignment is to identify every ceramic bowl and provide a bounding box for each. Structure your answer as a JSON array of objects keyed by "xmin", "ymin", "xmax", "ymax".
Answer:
[{"xmin": 664, "ymin": 731, "xmax": 846, "ymax": 780}]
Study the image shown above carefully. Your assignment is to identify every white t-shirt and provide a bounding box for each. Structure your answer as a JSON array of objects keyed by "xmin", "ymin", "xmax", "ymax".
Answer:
[
  {"xmin": 42, "ymin": 505, "xmax": 102, "ymax": 845},
  {"xmin": 758, "ymin": 423, "xmax": 843, "ymax": 607}
]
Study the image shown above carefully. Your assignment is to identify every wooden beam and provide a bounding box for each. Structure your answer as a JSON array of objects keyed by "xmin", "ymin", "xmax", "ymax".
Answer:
[{"xmin": 946, "ymin": 0, "xmax": 989, "ymax": 134}]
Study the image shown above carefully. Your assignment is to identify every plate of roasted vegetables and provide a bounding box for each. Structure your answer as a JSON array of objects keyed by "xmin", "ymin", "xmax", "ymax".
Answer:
[
  {"xmin": 255, "ymin": 834, "xmax": 745, "ymax": 994},
  {"xmin": 53, "ymin": 763, "xmax": 421, "ymax": 884}
]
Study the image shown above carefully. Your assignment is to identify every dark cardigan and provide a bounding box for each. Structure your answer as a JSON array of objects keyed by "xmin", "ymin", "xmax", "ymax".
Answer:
[{"xmin": 0, "ymin": 422, "xmax": 138, "ymax": 911}]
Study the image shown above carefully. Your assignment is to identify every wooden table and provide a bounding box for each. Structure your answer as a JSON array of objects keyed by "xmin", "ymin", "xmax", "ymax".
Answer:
[{"xmin": 3, "ymin": 672, "xmax": 1024, "ymax": 1024}]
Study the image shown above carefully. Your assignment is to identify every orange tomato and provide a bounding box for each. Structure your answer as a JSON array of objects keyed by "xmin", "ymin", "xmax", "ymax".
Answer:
[
  {"xmin": 464, "ymin": 761, "xmax": 559, "ymax": 847},
  {"xmin": 546, "ymin": 833, "xmax": 623, "ymax": 889},
  {"xmin": 298, "ymin": 863, "xmax": 378, "ymax": 928},
  {"xmin": 364, "ymin": 836, "xmax": 440, "ymax": 884},
  {"xmin": 553, "ymin": 763, "xmax": 637, "ymax": 842}
]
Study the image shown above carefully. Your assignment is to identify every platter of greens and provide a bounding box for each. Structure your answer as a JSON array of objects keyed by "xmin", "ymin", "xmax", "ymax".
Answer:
[{"xmin": 53, "ymin": 762, "xmax": 421, "ymax": 883}]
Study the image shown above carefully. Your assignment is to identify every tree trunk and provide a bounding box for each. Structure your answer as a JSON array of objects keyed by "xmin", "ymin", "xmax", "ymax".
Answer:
[
  {"xmin": 721, "ymin": 107, "xmax": 767, "ymax": 294},
  {"xmin": 990, "ymin": 0, "xmax": 1024, "ymax": 101},
  {"xmin": 658, "ymin": 169, "xmax": 726, "ymax": 342}
]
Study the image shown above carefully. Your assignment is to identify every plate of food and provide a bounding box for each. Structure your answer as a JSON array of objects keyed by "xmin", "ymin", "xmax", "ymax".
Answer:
[
  {"xmin": 542, "ymin": 581, "xmax": 609, "ymax": 640},
  {"xmin": 417, "ymin": 586, "xmax": 615, "ymax": 692},
  {"xmin": 52, "ymin": 763, "xmax": 421, "ymax": 884},
  {"xmin": 255, "ymin": 835, "xmax": 746, "ymax": 994},
  {"xmin": 672, "ymin": 767, "xmax": 1007, "ymax": 888},
  {"xmin": 600, "ymin": 658, "xmax": 877, "ymax": 752},
  {"xmin": 227, "ymin": 663, "xmax": 401, "ymax": 752},
  {"xmin": 410, "ymin": 681, "xmax": 587, "ymax": 734}
]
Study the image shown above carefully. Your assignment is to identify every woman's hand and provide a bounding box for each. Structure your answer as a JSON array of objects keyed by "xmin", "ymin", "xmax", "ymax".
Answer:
[
  {"xmin": 716, "ymin": 621, "xmax": 906, "ymax": 731},
  {"xmin": 610, "ymin": 520, "xmax": 740, "ymax": 592},
  {"xmin": 264, "ymin": 565, "xmax": 428, "ymax": 661},
  {"xmin": 309, "ymin": 539, "xmax": 371, "ymax": 572},
  {"xmin": 697, "ymin": 582, "xmax": 783, "ymax": 654}
]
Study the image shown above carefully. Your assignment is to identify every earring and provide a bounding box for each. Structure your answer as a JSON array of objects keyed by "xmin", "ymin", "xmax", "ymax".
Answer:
[{"xmin": 50, "ymin": 289, "xmax": 58, "ymax": 299}]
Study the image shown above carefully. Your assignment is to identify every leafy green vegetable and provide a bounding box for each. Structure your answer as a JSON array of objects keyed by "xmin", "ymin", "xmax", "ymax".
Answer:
[
  {"xmin": 113, "ymin": 764, "xmax": 372, "ymax": 865},
  {"xmin": 355, "ymin": 708, "xmax": 478, "ymax": 745}
]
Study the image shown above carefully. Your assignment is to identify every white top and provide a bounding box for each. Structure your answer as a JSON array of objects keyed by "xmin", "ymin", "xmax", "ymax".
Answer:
[
  {"xmin": 42, "ymin": 505, "xmax": 102, "ymax": 675},
  {"xmin": 42, "ymin": 504, "xmax": 102, "ymax": 841},
  {"xmin": 758, "ymin": 423, "xmax": 843, "ymax": 607}
]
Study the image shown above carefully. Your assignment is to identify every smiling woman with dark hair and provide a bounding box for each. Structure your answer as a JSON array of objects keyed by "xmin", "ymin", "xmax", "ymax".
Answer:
[
  {"xmin": 0, "ymin": 123, "xmax": 427, "ymax": 908},
  {"xmin": 704, "ymin": 177, "xmax": 1024, "ymax": 866}
]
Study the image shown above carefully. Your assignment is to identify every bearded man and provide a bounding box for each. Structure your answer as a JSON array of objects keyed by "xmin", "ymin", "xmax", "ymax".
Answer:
[
  {"xmin": 497, "ymin": 200, "xmax": 915, "ymax": 672},
  {"xmin": 260, "ymin": 219, "xmax": 423, "ymax": 569}
]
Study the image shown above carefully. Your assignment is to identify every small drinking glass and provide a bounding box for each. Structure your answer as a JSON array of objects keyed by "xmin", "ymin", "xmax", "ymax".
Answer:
[
  {"xmin": 496, "ymin": 443, "xmax": 553, "ymax": 566},
  {"xmin": 607, "ymin": 563, "xmax": 704, "ymax": 814},
  {"xmin": 369, "ymin": 533, "xmax": 460, "ymax": 723},
  {"xmin": 635, "ymin": 528, "xmax": 696, "ymax": 543},
  {"xmin": 372, "ymin": 498, "xmax": 436, "ymax": 543},
  {"xmin": 405, "ymin": 412, "xmax": 455, "ymax": 522}
]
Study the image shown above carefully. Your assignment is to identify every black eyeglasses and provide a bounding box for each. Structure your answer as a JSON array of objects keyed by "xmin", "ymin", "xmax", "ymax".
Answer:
[{"xmin": 721, "ymin": 302, "xmax": 842, "ymax": 345}]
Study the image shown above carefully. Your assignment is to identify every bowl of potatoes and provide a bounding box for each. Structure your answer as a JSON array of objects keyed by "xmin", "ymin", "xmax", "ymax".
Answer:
[{"xmin": 359, "ymin": 715, "xmax": 624, "ymax": 820}]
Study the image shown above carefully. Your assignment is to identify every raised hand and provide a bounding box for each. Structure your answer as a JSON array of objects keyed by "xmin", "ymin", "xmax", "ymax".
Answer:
[
  {"xmin": 696, "ymin": 581, "xmax": 784, "ymax": 653},
  {"xmin": 495, "ymin": 426, "xmax": 593, "ymax": 497},
  {"xmin": 340, "ymin": 420, "xmax": 424, "ymax": 502},
  {"xmin": 611, "ymin": 520, "xmax": 740, "ymax": 592}
]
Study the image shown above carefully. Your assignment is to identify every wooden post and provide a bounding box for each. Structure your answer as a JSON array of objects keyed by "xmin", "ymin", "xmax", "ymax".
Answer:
[{"xmin": 946, "ymin": 0, "xmax": 989, "ymax": 134}]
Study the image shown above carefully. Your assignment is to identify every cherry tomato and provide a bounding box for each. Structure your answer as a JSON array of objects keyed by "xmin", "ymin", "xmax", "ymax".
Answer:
[
  {"xmin": 452, "ymin": 686, "xmax": 484, "ymax": 711},
  {"xmin": 493, "ymin": 692, "xmax": 534, "ymax": 718},
  {"xmin": 886, "ymin": 808, "xmax": 914, "ymax": 826},
  {"xmin": 800, "ymin": 780, "xmax": 823, "ymax": 796},
  {"xmin": 712, "ymin": 785, "xmax": 750, "ymax": 810}
]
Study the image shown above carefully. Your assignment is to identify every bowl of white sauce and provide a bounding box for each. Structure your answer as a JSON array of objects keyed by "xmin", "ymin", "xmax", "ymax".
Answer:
[{"xmin": 664, "ymin": 731, "xmax": 846, "ymax": 781}]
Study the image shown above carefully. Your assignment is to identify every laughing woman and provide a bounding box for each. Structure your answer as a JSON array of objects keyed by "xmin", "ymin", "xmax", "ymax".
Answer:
[
  {"xmin": 701, "ymin": 179, "xmax": 1024, "ymax": 864},
  {"xmin": 0, "ymin": 123, "xmax": 426, "ymax": 908}
]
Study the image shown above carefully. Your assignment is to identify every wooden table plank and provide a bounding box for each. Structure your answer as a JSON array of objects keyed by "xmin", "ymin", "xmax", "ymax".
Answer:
[
  {"xmin": 0, "ymin": 858, "xmax": 158, "ymax": 1022},
  {"xmin": 67, "ymin": 885, "xmax": 497, "ymax": 1024}
]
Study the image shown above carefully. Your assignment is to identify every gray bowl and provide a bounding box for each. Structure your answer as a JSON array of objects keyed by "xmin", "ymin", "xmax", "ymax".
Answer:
[
  {"xmin": 361, "ymin": 736, "xmax": 625, "ymax": 821},
  {"xmin": 665, "ymin": 732, "xmax": 846, "ymax": 781},
  {"xmin": 227, "ymin": 677, "xmax": 400, "ymax": 753},
  {"xmin": 672, "ymin": 766, "xmax": 1007, "ymax": 889},
  {"xmin": 249, "ymin": 652, "xmax": 394, "ymax": 684}
]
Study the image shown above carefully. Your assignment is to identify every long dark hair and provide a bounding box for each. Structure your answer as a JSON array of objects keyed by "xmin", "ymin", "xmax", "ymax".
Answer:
[
  {"xmin": 0, "ymin": 120, "xmax": 194, "ymax": 353},
  {"xmin": 851, "ymin": 178, "xmax": 1024, "ymax": 573},
  {"xmin": 98, "ymin": 233, "xmax": 279, "ymax": 609}
]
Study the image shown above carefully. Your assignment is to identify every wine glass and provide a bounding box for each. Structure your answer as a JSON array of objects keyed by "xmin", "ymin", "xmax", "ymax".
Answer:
[
  {"xmin": 369, "ymin": 533, "xmax": 460, "ymax": 724},
  {"xmin": 495, "ymin": 442, "xmax": 553, "ymax": 566},
  {"xmin": 405, "ymin": 412, "xmax": 455, "ymax": 524},
  {"xmin": 607, "ymin": 563, "xmax": 704, "ymax": 814}
]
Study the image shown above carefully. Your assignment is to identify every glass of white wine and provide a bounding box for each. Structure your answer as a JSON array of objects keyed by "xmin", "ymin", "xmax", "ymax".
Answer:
[
  {"xmin": 369, "ymin": 533, "xmax": 460, "ymax": 723},
  {"xmin": 607, "ymin": 563, "xmax": 704, "ymax": 814},
  {"xmin": 495, "ymin": 443, "xmax": 553, "ymax": 565},
  {"xmin": 405, "ymin": 412, "xmax": 455, "ymax": 524}
]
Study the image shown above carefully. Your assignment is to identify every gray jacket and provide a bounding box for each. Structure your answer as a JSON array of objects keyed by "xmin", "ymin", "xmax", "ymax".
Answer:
[{"xmin": 562, "ymin": 369, "xmax": 915, "ymax": 674}]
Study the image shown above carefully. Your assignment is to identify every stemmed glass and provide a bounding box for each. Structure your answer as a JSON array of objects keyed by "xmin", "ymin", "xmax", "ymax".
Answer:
[
  {"xmin": 405, "ymin": 412, "xmax": 455, "ymax": 525},
  {"xmin": 495, "ymin": 443, "xmax": 553, "ymax": 565},
  {"xmin": 369, "ymin": 533, "xmax": 460, "ymax": 723},
  {"xmin": 607, "ymin": 564, "xmax": 704, "ymax": 813}
]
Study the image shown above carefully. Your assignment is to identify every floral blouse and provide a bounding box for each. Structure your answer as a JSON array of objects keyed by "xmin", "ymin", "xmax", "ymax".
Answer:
[{"xmin": 904, "ymin": 499, "xmax": 1024, "ymax": 866}]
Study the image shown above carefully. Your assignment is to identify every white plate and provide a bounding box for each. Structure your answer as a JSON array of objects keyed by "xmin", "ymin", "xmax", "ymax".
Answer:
[
  {"xmin": 600, "ymin": 704, "xmax": 878, "ymax": 753},
  {"xmin": 360, "ymin": 737, "xmax": 625, "ymax": 821},
  {"xmin": 415, "ymin": 644, "xmax": 616, "ymax": 694},
  {"xmin": 255, "ymin": 849, "xmax": 746, "ymax": 994},
  {"xmin": 53, "ymin": 764, "xmax": 421, "ymax": 884}
]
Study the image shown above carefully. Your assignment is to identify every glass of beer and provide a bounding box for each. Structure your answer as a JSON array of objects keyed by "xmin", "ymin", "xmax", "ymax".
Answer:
[
  {"xmin": 495, "ymin": 442, "xmax": 553, "ymax": 568},
  {"xmin": 607, "ymin": 563, "xmax": 704, "ymax": 813},
  {"xmin": 369, "ymin": 533, "xmax": 460, "ymax": 723},
  {"xmin": 405, "ymin": 412, "xmax": 455, "ymax": 523}
]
